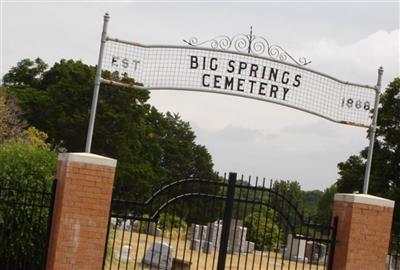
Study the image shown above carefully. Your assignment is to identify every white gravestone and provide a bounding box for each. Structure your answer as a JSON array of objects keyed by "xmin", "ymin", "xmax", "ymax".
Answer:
[
  {"xmin": 190, "ymin": 239, "xmax": 202, "ymax": 251},
  {"xmin": 189, "ymin": 224, "xmax": 208, "ymax": 250},
  {"xmin": 202, "ymin": 241, "xmax": 215, "ymax": 254},
  {"xmin": 246, "ymin": 241, "xmax": 255, "ymax": 253},
  {"xmin": 205, "ymin": 221, "xmax": 222, "ymax": 249},
  {"xmin": 142, "ymin": 242, "xmax": 174, "ymax": 270},
  {"xmin": 241, "ymin": 241, "xmax": 255, "ymax": 253},
  {"xmin": 111, "ymin": 217, "xmax": 117, "ymax": 226},
  {"xmin": 191, "ymin": 224, "xmax": 208, "ymax": 240},
  {"xmin": 117, "ymin": 220, "xmax": 132, "ymax": 231},
  {"xmin": 115, "ymin": 245, "xmax": 132, "ymax": 261},
  {"xmin": 284, "ymin": 234, "xmax": 307, "ymax": 261},
  {"xmin": 228, "ymin": 225, "xmax": 248, "ymax": 254}
]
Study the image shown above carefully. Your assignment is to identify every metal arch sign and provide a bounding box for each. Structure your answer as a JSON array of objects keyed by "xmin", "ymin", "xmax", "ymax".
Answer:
[
  {"xmin": 86, "ymin": 13, "xmax": 383, "ymax": 195},
  {"xmin": 101, "ymin": 38, "xmax": 377, "ymax": 128}
]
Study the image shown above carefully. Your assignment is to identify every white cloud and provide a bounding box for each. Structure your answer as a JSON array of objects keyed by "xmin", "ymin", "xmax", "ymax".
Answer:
[{"xmin": 299, "ymin": 29, "xmax": 399, "ymax": 88}]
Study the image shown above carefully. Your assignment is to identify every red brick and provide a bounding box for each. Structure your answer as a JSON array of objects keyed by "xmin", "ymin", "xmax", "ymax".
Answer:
[
  {"xmin": 46, "ymin": 153, "xmax": 116, "ymax": 270},
  {"xmin": 332, "ymin": 198, "xmax": 394, "ymax": 270}
]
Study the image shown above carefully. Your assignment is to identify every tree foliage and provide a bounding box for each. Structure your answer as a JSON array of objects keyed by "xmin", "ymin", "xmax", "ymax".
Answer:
[
  {"xmin": 0, "ymin": 140, "xmax": 56, "ymax": 269},
  {"xmin": 301, "ymin": 190, "xmax": 323, "ymax": 219},
  {"xmin": 0, "ymin": 87, "xmax": 29, "ymax": 143},
  {"xmin": 316, "ymin": 184, "xmax": 337, "ymax": 224},
  {"xmin": 158, "ymin": 213, "xmax": 187, "ymax": 231},
  {"xmin": 4, "ymin": 58, "xmax": 216, "ymax": 202},
  {"xmin": 244, "ymin": 207, "xmax": 281, "ymax": 250},
  {"xmin": 272, "ymin": 180, "xmax": 303, "ymax": 204},
  {"xmin": 3, "ymin": 58, "xmax": 47, "ymax": 88}
]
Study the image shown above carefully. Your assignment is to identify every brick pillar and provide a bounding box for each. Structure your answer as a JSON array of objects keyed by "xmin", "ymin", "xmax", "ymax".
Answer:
[
  {"xmin": 332, "ymin": 193, "xmax": 394, "ymax": 270},
  {"xmin": 46, "ymin": 153, "xmax": 117, "ymax": 270}
]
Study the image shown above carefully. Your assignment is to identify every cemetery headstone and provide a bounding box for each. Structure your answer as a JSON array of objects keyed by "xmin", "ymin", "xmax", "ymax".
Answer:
[
  {"xmin": 111, "ymin": 217, "xmax": 117, "ymax": 226},
  {"xmin": 305, "ymin": 241, "xmax": 326, "ymax": 263},
  {"xmin": 132, "ymin": 220, "xmax": 141, "ymax": 232},
  {"xmin": 205, "ymin": 221, "xmax": 222, "ymax": 249},
  {"xmin": 142, "ymin": 242, "xmax": 174, "ymax": 270},
  {"xmin": 189, "ymin": 224, "xmax": 208, "ymax": 250},
  {"xmin": 202, "ymin": 241, "xmax": 215, "ymax": 254},
  {"xmin": 284, "ymin": 234, "xmax": 306, "ymax": 261},
  {"xmin": 243, "ymin": 241, "xmax": 255, "ymax": 253},
  {"xmin": 190, "ymin": 239, "xmax": 202, "ymax": 251},
  {"xmin": 114, "ymin": 245, "xmax": 132, "ymax": 261},
  {"xmin": 117, "ymin": 220, "xmax": 132, "ymax": 231},
  {"xmin": 227, "ymin": 223, "xmax": 247, "ymax": 254}
]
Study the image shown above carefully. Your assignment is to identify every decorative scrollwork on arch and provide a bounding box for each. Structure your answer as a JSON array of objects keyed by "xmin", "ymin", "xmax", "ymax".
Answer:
[
  {"xmin": 231, "ymin": 34, "xmax": 250, "ymax": 53},
  {"xmin": 250, "ymin": 36, "xmax": 269, "ymax": 55},
  {"xmin": 184, "ymin": 35, "xmax": 233, "ymax": 51},
  {"xmin": 183, "ymin": 29, "xmax": 311, "ymax": 66}
]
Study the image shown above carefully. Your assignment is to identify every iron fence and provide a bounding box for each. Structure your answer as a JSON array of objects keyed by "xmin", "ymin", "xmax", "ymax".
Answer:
[
  {"xmin": 103, "ymin": 173, "xmax": 337, "ymax": 270},
  {"xmin": 388, "ymin": 233, "xmax": 400, "ymax": 270},
  {"xmin": 0, "ymin": 178, "xmax": 56, "ymax": 270}
]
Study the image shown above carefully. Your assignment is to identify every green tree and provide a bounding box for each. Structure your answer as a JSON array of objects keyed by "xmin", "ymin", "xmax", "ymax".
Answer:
[
  {"xmin": 301, "ymin": 189, "xmax": 323, "ymax": 219},
  {"xmin": 4, "ymin": 58, "xmax": 216, "ymax": 208},
  {"xmin": 272, "ymin": 180, "xmax": 303, "ymax": 210},
  {"xmin": 244, "ymin": 207, "xmax": 281, "ymax": 250},
  {"xmin": 316, "ymin": 184, "xmax": 337, "ymax": 224},
  {"xmin": 336, "ymin": 155, "xmax": 365, "ymax": 193},
  {"xmin": 158, "ymin": 213, "xmax": 187, "ymax": 231},
  {"xmin": 3, "ymin": 58, "xmax": 47, "ymax": 88}
]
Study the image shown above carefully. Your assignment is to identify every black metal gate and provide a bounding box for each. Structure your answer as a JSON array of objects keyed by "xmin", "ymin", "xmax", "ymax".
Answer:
[
  {"xmin": 0, "ymin": 178, "xmax": 57, "ymax": 270},
  {"xmin": 103, "ymin": 173, "xmax": 337, "ymax": 270},
  {"xmin": 388, "ymin": 233, "xmax": 400, "ymax": 270}
]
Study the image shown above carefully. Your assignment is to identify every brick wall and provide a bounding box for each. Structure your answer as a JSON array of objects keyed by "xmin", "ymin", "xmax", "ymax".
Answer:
[
  {"xmin": 332, "ymin": 194, "xmax": 394, "ymax": 270},
  {"xmin": 47, "ymin": 153, "xmax": 117, "ymax": 270}
]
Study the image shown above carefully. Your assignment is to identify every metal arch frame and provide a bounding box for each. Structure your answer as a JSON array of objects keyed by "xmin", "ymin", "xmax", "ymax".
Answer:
[
  {"xmin": 109, "ymin": 177, "xmax": 332, "ymax": 235},
  {"xmin": 86, "ymin": 13, "xmax": 383, "ymax": 194},
  {"xmin": 105, "ymin": 37, "xmax": 377, "ymax": 91},
  {"xmin": 102, "ymin": 37, "xmax": 378, "ymax": 129},
  {"xmin": 102, "ymin": 78, "xmax": 372, "ymax": 129},
  {"xmin": 101, "ymin": 38, "xmax": 383, "ymax": 193},
  {"xmin": 112, "ymin": 177, "xmax": 305, "ymax": 220},
  {"xmin": 149, "ymin": 194, "xmax": 331, "ymax": 235},
  {"xmin": 111, "ymin": 193, "xmax": 323, "ymax": 237}
]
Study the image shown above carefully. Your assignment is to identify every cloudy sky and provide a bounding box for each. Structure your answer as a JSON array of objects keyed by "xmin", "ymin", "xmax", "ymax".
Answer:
[{"xmin": 1, "ymin": 0, "xmax": 399, "ymax": 190}]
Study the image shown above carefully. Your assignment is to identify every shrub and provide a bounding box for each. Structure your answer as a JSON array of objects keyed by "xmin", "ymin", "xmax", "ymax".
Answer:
[
  {"xmin": 0, "ymin": 141, "xmax": 57, "ymax": 268},
  {"xmin": 244, "ymin": 208, "xmax": 281, "ymax": 250},
  {"xmin": 158, "ymin": 213, "xmax": 187, "ymax": 231}
]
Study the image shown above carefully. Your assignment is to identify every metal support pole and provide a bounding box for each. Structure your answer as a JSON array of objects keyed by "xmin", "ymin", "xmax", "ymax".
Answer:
[
  {"xmin": 327, "ymin": 216, "xmax": 339, "ymax": 270},
  {"xmin": 248, "ymin": 26, "xmax": 253, "ymax": 54},
  {"xmin": 217, "ymin": 172, "xmax": 237, "ymax": 270},
  {"xmin": 362, "ymin": 66, "xmax": 384, "ymax": 194},
  {"xmin": 85, "ymin": 13, "xmax": 110, "ymax": 153}
]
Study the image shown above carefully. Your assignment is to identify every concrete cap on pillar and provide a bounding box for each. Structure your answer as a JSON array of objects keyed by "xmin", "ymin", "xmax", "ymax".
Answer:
[
  {"xmin": 58, "ymin": 152, "xmax": 117, "ymax": 168},
  {"xmin": 334, "ymin": 193, "xmax": 394, "ymax": 208}
]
